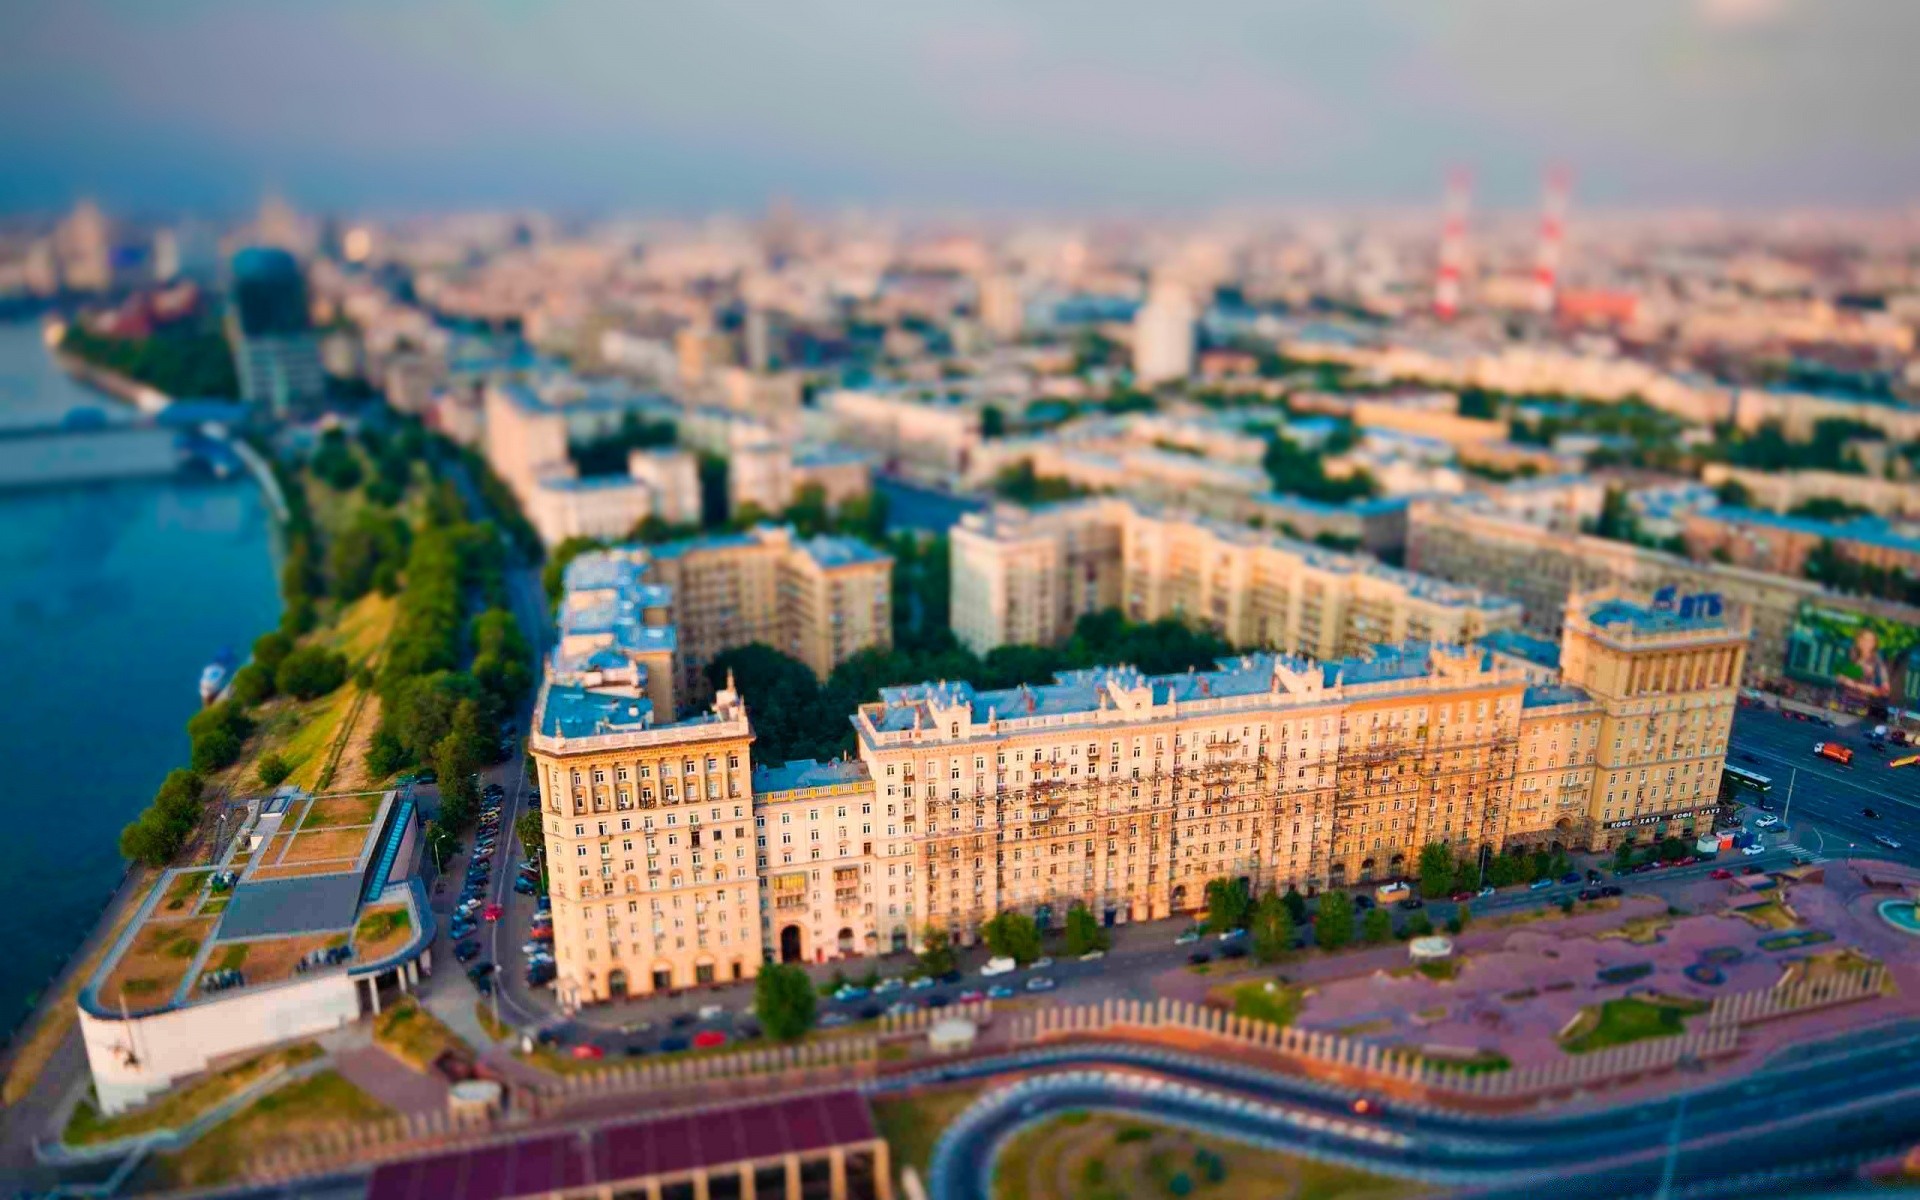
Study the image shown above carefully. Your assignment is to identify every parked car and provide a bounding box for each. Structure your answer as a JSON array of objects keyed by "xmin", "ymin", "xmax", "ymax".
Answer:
[
  {"xmin": 513, "ymin": 877, "xmax": 538, "ymax": 895},
  {"xmin": 1215, "ymin": 929, "xmax": 1245, "ymax": 942},
  {"xmin": 571, "ymin": 1043, "xmax": 604, "ymax": 1061},
  {"xmin": 1477, "ymin": 886, "xmax": 1496, "ymax": 898},
  {"xmin": 1600, "ymin": 885, "xmax": 1623, "ymax": 897},
  {"xmin": 819, "ymin": 1012, "xmax": 852, "ymax": 1029},
  {"xmin": 1396, "ymin": 897, "xmax": 1424, "ymax": 911},
  {"xmin": 1221, "ymin": 943, "xmax": 1248, "ymax": 960},
  {"xmin": 454, "ymin": 939, "xmax": 481, "ymax": 963},
  {"xmin": 833, "ymin": 985, "xmax": 870, "ymax": 1002},
  {"xmin": 1754, "ymin": 815, "xmax": 1780, "ymax": 829},
  {"xmin": 692, "ymin": 1031, "xmax": 727, "ymax": 1050},
  {"xmin": 1742, "ymin": 844, "xmax": 1766, "ymax": 856},
  {"xmin": 1026, "ymin": 975, "xmax": 1056, "ymax": 992},
  {"xmin": 907, "ymin": 975, "xmax": 935, "ymax": 991},
  {"xmin": 957, "ymin": 989, "xmax": 986, "ymax": 1003},
  {"xmin": 1078, "ymin": 949, "xmax": 1106, "ymax": 962},
  {"xmin": 1174, "ymin": 928, "xmax": 1201, "ymax": 945},
  {"xmin": 1188, "ymin": 951, "xmax": 1212, "ymax": 965},
  {"xmin": 979, "ymin": 957, "xmax": 1017, "ymax": 978},
  {"xmin": 1709, "ymin": 868, "xmax": 1734, "ymax": 880},
  {"xmin": 1449, "ymin": 890, "xmax": 1474, "ymax": 902},
  {"xmin": 874, "ymin": 977, "xmax": 905, "ymax": 994},
  {"xmin": 482, "ymin": 904, "xmax": 504, "ymax": 922},
  {"xmin": 1558, "ymin": 872, "xmax": 1582, "ymax": 885},
  {"xmin": 1875, "ymin": 833, "xmax": 1904, "ymax": 850},
  {"xmin": 1529, "ymin": 878, "xmax": 1554, "ymax": 890},
  {"xmin": 987, "ymin": 985, "xmax": 1016, "ymax": 1000},
  {"xmin": 659, "ymin": 1036, "xmax": 690, "ymax": 1053}
]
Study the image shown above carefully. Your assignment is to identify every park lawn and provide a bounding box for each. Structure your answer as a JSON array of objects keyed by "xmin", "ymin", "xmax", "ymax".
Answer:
[
  {"xmin": 992, "ymin": 1112, "xmax": 1421, "ymax": 1200},
  {"xmin": 160, "ymin": 869, "xmax": 211, "ymax": 914},
  {"xmin": 1731, "ymin": 901, "xmax": 1799, "ymax": 931},
  {"xmin": 1213, "ymin": 979, "xmax": 1309, "ymax": 1027},
  {"xmin": 62, "ymin": 1044, "xmax": 322, "ymax": 1147},
  {"xmin": 299, "ymin": 794, "xmax": 382, "ymax": 830},
  {"xmin": 153, "ymin": 1069, "xmax": 390, "ymax": 1189},
  {"xmin": 872, "ymin": 1084, "xmax": 987, "ymax": 1188},
  {"xmin": 475, "ymin": 1001, "xmax": 513, "ymax": 1042},
  {"xmin": 1560, "ymin": 995, "xmax": 1710, "ymax": 1055},
  {"xmin": 1598, "ymin": 915, "xmax": 1672, "ymax": 945},
  {"xmin": 372, "ymin": 999, "xmax": 468, "ymax": 1072},
  {"xmin": 354, "ymin": 905, "xmax": 413, "ymax": 961}
]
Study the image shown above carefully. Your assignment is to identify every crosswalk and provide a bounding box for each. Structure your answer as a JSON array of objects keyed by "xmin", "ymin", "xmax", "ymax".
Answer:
[{"xmin": 1771, "ymin": 840, "xmax": 1826, "ymax": 863}]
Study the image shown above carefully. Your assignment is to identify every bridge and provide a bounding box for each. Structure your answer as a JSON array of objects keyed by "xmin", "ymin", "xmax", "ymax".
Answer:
[{"xmin": 0, "ymin": 406, "xmax": 249, "ymax": 491}]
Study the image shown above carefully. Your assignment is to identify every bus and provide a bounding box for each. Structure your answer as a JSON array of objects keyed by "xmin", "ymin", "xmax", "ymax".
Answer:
[{"xmin": 1722, "ymin": 764, "xmax": 1773, "ymax": 797}]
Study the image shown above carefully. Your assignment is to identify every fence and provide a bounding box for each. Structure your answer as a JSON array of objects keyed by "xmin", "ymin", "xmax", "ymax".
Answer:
[
  {"xmin": 246, "ymin": 1037, "xmax": 880, "ymax": 1183},
  {"xmin": 1003, "ymin": 963, "xmax": 1884, "ymax": 1103},
  {"xmin": 877, "ymin": 999, "xmax": 992, "ymax": 1037}
]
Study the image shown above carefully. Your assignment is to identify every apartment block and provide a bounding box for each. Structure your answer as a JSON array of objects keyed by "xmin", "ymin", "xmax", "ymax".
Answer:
[
  {"xmin": 1407, "ymin": 494, "xmax": 1920, "ymax": 686},
  {"xmin": 752, "ymin": 758, "xmax": 916, "ymax": 963},
  {"xmin": 529, "ymin": 680, "xmax": 761, "ymax": 1008},
  {"xmin": 1682, "ymin": 506, "xmax": 1920, "ymax": 581},
  {"xmin": 560, "ymin": 528, "xmax": 893, "ymax": 713},
  {"xmin": 950, "ymin": 498, "xmax": 1519, "ymax": 658}
]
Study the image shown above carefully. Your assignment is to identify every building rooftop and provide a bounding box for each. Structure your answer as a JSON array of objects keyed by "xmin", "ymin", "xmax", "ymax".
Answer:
[
  {"xmin": 1709, "ymin": 506, "xmax": 1920, "ymax": 557},
  {"xmin": 1586, "ymin": 593, "xmax": 1734, "ymax": 636},
  {"xmin": 1523, "ymin": 683, "xmax": 1592, "ymax": 709},
  {"xmin": 1480, "ymin": 628, "xmax": 1564, "ymax": 671},
  {"xmin": 799, "ymin": 533, "xmax": 890, "ymax": 569},
  {"xmin": 538, "ymin": 685, "xmax": 657, "ymax": 739},
  {"xmin": 753, "ymin": 757, "xmax": 871, "ymax": 794},
  {"xmin": 366, "ymin": 1091, "xmax": 879, "ymax": 1200}
]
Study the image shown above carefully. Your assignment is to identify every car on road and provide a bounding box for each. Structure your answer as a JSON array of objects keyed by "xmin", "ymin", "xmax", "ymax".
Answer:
[
  {"xmin": 659, "ymin": 1035, "xmax": 690, "ymax": 1053},
  {"xmin": 693, "ymin": 1030, "xmax": 727, "ymax": 1049},
  {"xmin": 1863, "ymin": 807, "xmax": 1881, "ymax": 820},
  {"xmin": 1396, "ymin": 897, "xmax": 1423, "ymax": 911},
  {"xmin": 1026, "ymin": 975, "xmax": 1056, "ymax": 992},
  {"xmin": 697, "ymin": 1004, "xmax": 726, "ymax": 1021},
  {"xmin": 819, "ymin": 1012, "xmax": 852, "ymax": 1029},
  {"xmin": 1352, "ymin": 894, "xmax": 1375, "ymax": 911},
  {"xmin": 885, "ymin": 1000, "xmax": 919, "ymax": 1017},
  {"xmin": 1601, "ymin": 885, "xmax": 1623, "ymax": 897},
  {"xmin": 571, "ymin": 1044, "xmax": 604, "ymax": 1061},
  {"xmin": 1709, "ymin": 868, "xmax": 1733, "ymax": 880},
  {"xmin": 1078, "ymin": 949, "xmax": 1105, "ymax": 962},
  {"xmin": 1529, "ymin": 878, "xmax": 1554, "ymax": 890},
  {"xmin": 466, "ymin": 961, "xmax": 495, "ymax": 980},
  {"xmin": 958, "ymin": 989, "xmax": 985, "ymax": 1003},
  {"xmin": 908, "ymin": 975, "xmax": 935, "ymax": 991},
  {"xmin": 1187, "ymin": 951, "xmax": 1212, "ymax": 965},
  {"xmin": 1742, "ymin": 843, "xmax": 1766, "ymax": 856},
  {"xmin": 482, "ymin": 903, "xmax": 504, "ymax": 922},
  {"xmin": 1477, "ymin": 886, "xmax": 1496, "ymax": 898},
  {"xmin": 1221, "ymin": 943, "xmax": 1248, "ymax": 960},
  {"xmin": 1174, "ymin": 928, "xmax": 1201, "ymax": 945},
  {"xmin": 450, "ymin": 919, "xmax": 476, "ymax": 939},
  {"xmin": 833, "ymin": 985, "xmax": 870, "ymax": 1002},
  {"xmin": 1449, "ymin": 890, "xmax": 1474, "ymax": 902},
  {"xmin": 454, "ymin": 939, "xmax": 481, "ymax": 962},
  {"xmin": 514, "ymin": 877, "xmax": 538, "ymax": 895},
  {"xmin": 979, "ymin": 957, "xmax": 1017, "ymax": 977},
  {"xmin": 1032, "ymin": 956, "xmax": 1055, "ymax": 968},
  {"xmin": 1578, "ymin": 888, "xmax": 1600, "ymax": 901},
  {"xmin": 1754, "ymin": 815, "xmax": 1779, "ymax": 829},
  {"xmin": 987, "ymin": 985, "xmax": 1016, "ymax": 1000},
  {"xmin": 874, "ymin": 977, "xmax": 904, "ymax": 994},
  {"xmin": 1558, "ymin": 872, "xmax": 1582, "ymax": 885},
  {"xmin": 473, "ymin": 975, "xmax": 493, "ymax": 996},
  {"xmin": 1875, "ymin": 834, "xmax": 1904, "ymax": 850}
]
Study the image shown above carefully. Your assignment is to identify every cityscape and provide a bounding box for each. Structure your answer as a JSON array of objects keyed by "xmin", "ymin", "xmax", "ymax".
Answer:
[{"xmin": 8, "ymin": 4, "xmax": 1920, "ymax": 1198}]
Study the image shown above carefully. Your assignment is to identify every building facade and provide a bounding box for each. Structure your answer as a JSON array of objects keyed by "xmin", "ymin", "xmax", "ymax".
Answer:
[{"xmin": 951, "ymin": 498, "xmax": 1519, "ymax": 658}]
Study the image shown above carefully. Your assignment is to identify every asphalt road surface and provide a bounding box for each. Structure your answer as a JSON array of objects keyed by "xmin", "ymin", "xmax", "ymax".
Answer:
[
  {"xmin": 1727, "ymin": 704, "xmax": 1919, "ymax": 863},
  {"xmin": 922, "ymin": 1021, "xmax": 1920, "ymax": 1200}
]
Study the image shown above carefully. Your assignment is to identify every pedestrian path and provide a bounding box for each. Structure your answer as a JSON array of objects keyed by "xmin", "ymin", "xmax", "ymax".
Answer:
[{"xmin": 1774, "ymin": 840, "xmax": 1826, "ymax": 863}]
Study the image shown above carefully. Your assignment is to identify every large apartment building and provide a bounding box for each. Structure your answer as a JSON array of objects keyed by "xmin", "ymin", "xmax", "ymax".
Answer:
[
  {"xmin": 536, "ymin": 570, "xmax": 1744, "ymax": 1003},
  {"xmin": 952, "ymin": 498, "xmax": 1520, "ymax": 659},
  {"xmin": 1407, "ymin": 494, "xmax": 1920, "ymax": 686},
  {"xmin": 556, "ymin": 528, "xmax": 892, "ymax": 716}
]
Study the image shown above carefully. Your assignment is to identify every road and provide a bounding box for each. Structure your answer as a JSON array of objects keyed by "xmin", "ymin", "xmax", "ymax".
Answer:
[
  {"xmin": 921, "ymin": 1021, "xmax": 1920, "ymax": 1199},
  {"xmin": 1726, "ymin": 704, "xmax": 1919, "ymax": 863}
]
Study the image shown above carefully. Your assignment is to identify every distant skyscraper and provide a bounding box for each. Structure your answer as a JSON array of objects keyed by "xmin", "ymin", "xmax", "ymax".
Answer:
[
  {"xmin": 1131, "ymin": 281, "xmax": 1196, "ymax": 385},
  {"xmin": 978, "ymin": 273, "xmax": 1026, "ymax": 341},
  {"xmin": 744, "ymin": 308, "xmax": 772, "ymax": 372},
  {"xmin": 226, "ymin": 248, "xmax": 324, "ymax": 413},
  {"xmin": 55, "ymin": 199, "xmax": 113, "ymax": 293}
]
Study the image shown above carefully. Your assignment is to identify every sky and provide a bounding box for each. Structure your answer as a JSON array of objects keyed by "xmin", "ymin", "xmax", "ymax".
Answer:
[{"xmin": 2, "ymin": 0, "xmax": 1916, "ymax": 215}]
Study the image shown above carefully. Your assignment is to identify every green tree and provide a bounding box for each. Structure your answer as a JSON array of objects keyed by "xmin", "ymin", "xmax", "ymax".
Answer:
[
  {"xmin": 917, "ymin": 927, "xmax": 957, "ymax": 978},
  {"xmin": 542, "ymin": 536, "xmax": 607, "ymax": 606},
  {"xmin": 256, "ymin": 753, "xmax": 292, "ymax": 788},
  {"xmin": 1281, "ymin": 887, "xmax": 1309, "ymax": 926},
  {"xmin": 1202, "ymin": 876, "xmax": 1251, "ymax": 934},
  {"xmin": 982, "ymin": 910, "xmax": 1042, "ymax": 965},
  {"xmin": 1362, "ymin": 906, "xmax": 1393, "ymax": 945},
  {"xmin": 1064, "ymin": 904, "xmax": 1109, "ymax": 956},
  {"xmin": 252, "ymin": 631, "xmax": 295, "ymax": 674},
  {"xmin": 980, "ymin": 404, "xmax": 1006, "ymax": 439},
  {"xmin": 275, "ymin": 646, "xmax": 349, "ymax": 700},
  {"xmin": 1417, "ymin": 841, "xmax": 1457, "ymax": 899},
  {"xmin": 515, "ymin": 810, "xmax": 545, "ymax": 861},
  {"xmin": 1249, "ymin": 893, "xmax": 1294, "ymax": 963},
  {"xmin": 1487, "ymin": 854, "xmax": 1527, "ymax": 888},
  {"xmin": 230, "ymin": 662, "xmax": 275, "ymax": 707},
  {"xmin": 754, "ymin": 963, "xmax": 818, "ymax": 1041},
  {"xmin": 1316, "ymin": 890, "xmax": 1356, "ymax": 951},
  {"xmin": 1613, "ymin": 841, "xmax": 1637, "ymax": 871},
  {"xmin": 190, "ymin": 727, "xmax": 244, "ymax": 773},
  {"xmin": 1405, "ymin": 911, "xmax": 1435, "ymax": 938}
]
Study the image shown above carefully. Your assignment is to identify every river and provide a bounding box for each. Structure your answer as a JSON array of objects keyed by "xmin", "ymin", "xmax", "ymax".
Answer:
[{"xmin": 0, "ymin": 320, "xmax": 281, "ymax": 1036}]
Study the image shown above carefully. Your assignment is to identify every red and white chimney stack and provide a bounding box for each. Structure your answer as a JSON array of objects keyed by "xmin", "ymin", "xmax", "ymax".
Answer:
[
  {"xmin": 1532, "ymin": 165, "xmax": 1572, "ymax": 315},
  {"xmin": 1433, "ymin": 166, "xmax": 1471, "ymax": 320}
]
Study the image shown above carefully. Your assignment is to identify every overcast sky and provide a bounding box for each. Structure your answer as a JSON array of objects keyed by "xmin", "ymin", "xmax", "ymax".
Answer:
[{"xmin": 2, "ymin": 0, "xmax": 1915, "ymax": 215}]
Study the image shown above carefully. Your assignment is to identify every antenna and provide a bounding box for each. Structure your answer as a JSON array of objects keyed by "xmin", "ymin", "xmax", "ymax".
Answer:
[
  {"xmin": 1434, "ymin": 166, "xmax": 1472, "ymax": 320},
  {"xmin": 1534, "ymin": 165, "xmax": 1572, "ymax": 315}
]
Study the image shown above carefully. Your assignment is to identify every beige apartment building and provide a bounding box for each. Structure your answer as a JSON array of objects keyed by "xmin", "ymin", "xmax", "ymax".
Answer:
[
  {"xmin": 530, "ymin": 680, "xmax": 763, "ymax": 1007},
  {"xmin": 951, "ymin": 498, "xmax": 1519, "ymax": 658},
  {"xmin": 1406, "ymin": 495, "xmax": 1920, "ymax": 686},
  {"xmin": 536, "ymin": 585, "xmax": 1745, "ymax": 1002}
]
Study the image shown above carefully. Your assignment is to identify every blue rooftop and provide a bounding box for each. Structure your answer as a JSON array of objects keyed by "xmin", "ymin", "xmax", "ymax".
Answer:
[
  {"xmin": 1524, "ymin": 683, "xmax": 1591, "ymax": 708},
  {"xmin": 1711, "ymin": 506, "xmax": 1920, "ymax": 557},
  {"xmin": 753, "ymin": 758, "xmax": 870, "ymax": 794},
  {"xmin": 1587, "ymin": 596, "xmax": 1732, "ymax": 635},
  {"xmin": 539, "ymin": 685, "xmax": 656, "ymax": 738},
  {"xmin": 1480, "ymin": 628, "xmax": 1563, "ymax": 670},
  {"xmin": 801, "ymin": 534, "xmax": 890, "ymax": 569}
]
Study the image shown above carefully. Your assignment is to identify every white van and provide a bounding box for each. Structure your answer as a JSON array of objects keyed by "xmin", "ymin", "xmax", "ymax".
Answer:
[{"xmin": 979, "ymin": 956, "xmax": 1018, "ymax": 977}]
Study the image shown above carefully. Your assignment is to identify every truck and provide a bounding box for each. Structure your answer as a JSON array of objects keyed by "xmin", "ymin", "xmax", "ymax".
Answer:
[
  {"xmin": 1814, "ymin": 741, "xmax": 1854, "ymax": 767},
  {"xmin": 1375, "ymin": 881, "xmax": 1412, "ymax": 905}
]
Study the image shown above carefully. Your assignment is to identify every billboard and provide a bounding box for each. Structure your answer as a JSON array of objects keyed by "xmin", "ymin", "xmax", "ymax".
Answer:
[{"xmin": 1784, "ymin": 603, "xmax": 1920, "ymax": 708}]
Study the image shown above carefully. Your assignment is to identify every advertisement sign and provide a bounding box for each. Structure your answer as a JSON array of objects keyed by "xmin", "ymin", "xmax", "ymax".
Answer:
[{"xmin": 1784, "ymin": 603, "xmax": 1920, "ymax": 707}]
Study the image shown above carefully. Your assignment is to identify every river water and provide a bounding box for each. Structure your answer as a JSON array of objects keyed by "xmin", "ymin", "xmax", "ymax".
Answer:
[{"xmin": 0, "ymin": 320, "xmax": 281, "ymax": 1035}]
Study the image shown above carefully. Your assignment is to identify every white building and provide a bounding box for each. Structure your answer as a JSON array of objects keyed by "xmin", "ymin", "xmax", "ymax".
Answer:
[{"xmin": 1131, "ymin": 282, "xmax": 1196, "ymax": 385}]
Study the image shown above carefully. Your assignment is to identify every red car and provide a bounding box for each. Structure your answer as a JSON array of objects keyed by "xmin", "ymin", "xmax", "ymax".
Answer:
[
  {"xmin": 1450, "ymin": 890, "xmax": 1473, "ymax": 902},
  {"xmin": 1709, "ymin": 868, "xmax": 1733, "ymax": 880},
  {"xmin": 570, "ymin": 1043, "xmax": 605, "ymax": 1061},
  {"xmin": 482, "ymin": 903, "xmax": 504, "ymax": 922},
  {"xmin": 692, "ymin": 1030, "xmax": 727, "ymax": 1049}
]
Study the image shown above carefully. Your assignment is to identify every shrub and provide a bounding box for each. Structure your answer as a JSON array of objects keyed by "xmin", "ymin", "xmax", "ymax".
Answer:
[
  {"xmin": 256, "ymin": 753, "xmax": 293, "ymax": 788},
  {"xmin": 190, "ymin": 727, "xmax": 244, "ymax": 773},
  {"xmin": 229, "ymin": 662, "xmax": 274, "ymax": 707}
]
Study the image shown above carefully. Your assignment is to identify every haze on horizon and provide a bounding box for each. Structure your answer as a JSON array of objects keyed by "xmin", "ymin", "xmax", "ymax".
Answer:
[{"xmin": 2, "ymin": 0, "xmax": 1916, "ymax": 216}]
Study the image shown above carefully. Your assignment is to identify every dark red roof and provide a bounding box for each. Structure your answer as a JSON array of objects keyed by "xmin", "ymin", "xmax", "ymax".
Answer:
[{"xmin": 367, "ymin": 1091, "xmax": 876, "ymax": 1200}]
